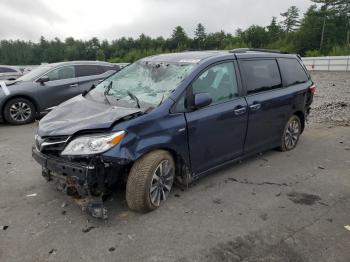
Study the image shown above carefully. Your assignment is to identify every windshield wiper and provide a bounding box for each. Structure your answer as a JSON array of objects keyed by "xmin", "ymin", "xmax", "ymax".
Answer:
[
  {"xmin": 127, "ymin": 90, "xmax": 141, "ymax": 108},
  {"xmin": 103, "ymin": 81, "xmax": 113, "ymax": 105}
]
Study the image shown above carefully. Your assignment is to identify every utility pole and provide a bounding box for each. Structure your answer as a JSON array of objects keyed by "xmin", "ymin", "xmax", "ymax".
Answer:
[
  {"xmin": 320, "ymin": 16, "xmax": 326, "ymax": 50},
  {"xmin": 319, "ymin": 3, "xmax": 329, "ymax": 51}
]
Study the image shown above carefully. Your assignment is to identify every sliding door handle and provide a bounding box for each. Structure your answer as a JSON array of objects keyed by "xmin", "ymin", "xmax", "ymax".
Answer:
[{"xmin": 249, "ymin": 104, "xmax": 261, "ymax": 111}]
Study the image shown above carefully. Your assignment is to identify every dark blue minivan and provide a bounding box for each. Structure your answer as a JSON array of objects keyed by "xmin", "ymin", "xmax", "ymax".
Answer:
[{"xmin": 32, "ymin": 49, "xmax": 316, "ymax": 218}]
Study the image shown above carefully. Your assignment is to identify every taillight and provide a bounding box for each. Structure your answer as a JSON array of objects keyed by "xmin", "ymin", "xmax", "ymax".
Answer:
[{"xmin": 309, "ymin": 84, "xmax": 316, "ymax": 94}]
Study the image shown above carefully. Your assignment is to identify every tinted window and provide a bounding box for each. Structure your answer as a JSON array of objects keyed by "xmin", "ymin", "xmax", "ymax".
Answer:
[
  {"xmin": 99, "ymin": 66, "xmax": 115, "ymax": 73},
  {"xmin": 0, "ymin": 67, "xmax": 17, "ymax": 73},
  {"xmin": 45, "ymin": 66, "xmax": 75, "ymax": 81},
  {"xmin": 192, "ymin": 62, "xmax": 238, "ymax": 105},
  {"xmin": 76, "ymin": 65, "xmax": 100, "ymax": 77},
  {"xmin": 278, "ymin": 58, "xmax": 309, "ymax": 86},
  {"xmin": 240, "ymin": 60, "xmax": 282, "ymax": 94}
]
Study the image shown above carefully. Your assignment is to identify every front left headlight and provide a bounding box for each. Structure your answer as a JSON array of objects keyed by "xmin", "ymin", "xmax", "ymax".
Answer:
[{"xmin": 61, "ymin": 131, "xmax": 125, "ymax": 156}]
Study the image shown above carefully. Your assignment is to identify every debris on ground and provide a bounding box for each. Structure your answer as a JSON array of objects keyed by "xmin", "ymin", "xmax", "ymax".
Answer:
[
  {"xmin": 82, "ymin": 226, "xmax": 95, "ymax": 233},
  {"xmin": 26, "ymin": 193, "xmax": 37, "ymax": 197},
  {"xmin": 317, "ymin": 165, "xmax": 325, "ymax": 170},
  {"xmin": 259, "ymin": 213, "xmax": 268, "ymax": 221},
  {"xmin": 213, "ymin": 198, "xmax": 222, "ymax": 204},
  {"xmin": 48, "ymin": 248, "xmax": 57, "ymax": 255},
  {"xmin": 287, "ymin": 192, "xmax": 321, "ymax": 205},
  {"xmin": 61, "ymin": 202, "xmax": 68, "ymax": 208},
  {"xmin": 2, "ymin": 225, "xmax": 9, "ymax": 230},
  {"xmin": 108, "ymin": 247, "xmax": 116, "ymax": 252},
  {"xmin": 344, "ymin": 225, "xmax": 350, "ymax": 231}
]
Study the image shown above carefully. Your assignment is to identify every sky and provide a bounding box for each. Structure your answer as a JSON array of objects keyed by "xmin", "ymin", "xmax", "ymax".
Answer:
[{"xmin": 0, "ymin": 0, "xmax": 314, "ymax": 41}]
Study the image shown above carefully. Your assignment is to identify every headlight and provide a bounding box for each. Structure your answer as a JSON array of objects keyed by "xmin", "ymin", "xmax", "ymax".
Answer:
[{"xmin": 61, "ymin": 131, "xmax": 125, "ymax": 156}]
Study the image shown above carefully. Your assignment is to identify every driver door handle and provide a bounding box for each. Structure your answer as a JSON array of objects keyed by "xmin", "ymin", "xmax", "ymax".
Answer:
[
  {"xmin": 234, "ymin": 106, "xmax": 247, "ymax": 115},
  {"xmin": 70, "ymin": 83, "xmax": 79, "ymax": 88}
]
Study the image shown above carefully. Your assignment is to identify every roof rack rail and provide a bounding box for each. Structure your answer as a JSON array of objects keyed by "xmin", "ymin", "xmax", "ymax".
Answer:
[{"xmin": 229, "ymin": 48, "xmax": 288, "ymax": 54}]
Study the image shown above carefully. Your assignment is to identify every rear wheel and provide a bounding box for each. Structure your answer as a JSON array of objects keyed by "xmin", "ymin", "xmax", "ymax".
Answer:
[
  {"xmin": 126, "ymin": 150, "xmax": 175, "ymax": 212},
  {"xmin": 280, "ymin": 115, "xmax": 301, "ymax": 151},
  {"xmin": 3, "ymin": 98, "xmax": 36, "ymax": 125}
]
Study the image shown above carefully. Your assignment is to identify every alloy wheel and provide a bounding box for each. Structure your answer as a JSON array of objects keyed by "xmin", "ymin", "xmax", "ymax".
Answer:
[
  {"xmin": 284, "ymin": 118, "xmax": 300, "ymax": 150},
  {"xmin": 149, "ymin": 160, "xmax": 174, "ymax": 206},
  {"xmin": 9, "ymin": 102, "xmax": 32, "ymax": 122}
]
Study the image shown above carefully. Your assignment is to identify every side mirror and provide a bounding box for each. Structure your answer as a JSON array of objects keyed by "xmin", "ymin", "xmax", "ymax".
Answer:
[
  {"xmin": 194, "ymin": 93, "xmax": 212, "ymax": 109},
  {"xmin": 38, "ymin": 76, "xmax": 49, "ymax": 84}
]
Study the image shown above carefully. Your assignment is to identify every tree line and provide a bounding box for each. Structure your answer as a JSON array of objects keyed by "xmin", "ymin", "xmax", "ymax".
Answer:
[{"xmin": 0, "ymin": 0, "xmax": 349, "ymax": 65}]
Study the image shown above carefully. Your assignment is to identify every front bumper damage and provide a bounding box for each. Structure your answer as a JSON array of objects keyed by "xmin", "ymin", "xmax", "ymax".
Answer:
[{"xmin": 32, "ymin": 147, "xmax": 123, "ymax": 219}]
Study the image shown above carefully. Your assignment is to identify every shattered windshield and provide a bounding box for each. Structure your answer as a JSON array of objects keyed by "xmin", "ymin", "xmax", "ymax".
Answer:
[{"xmin": 89, "ymin": 60, "xmax": 195, "ymax": 108}]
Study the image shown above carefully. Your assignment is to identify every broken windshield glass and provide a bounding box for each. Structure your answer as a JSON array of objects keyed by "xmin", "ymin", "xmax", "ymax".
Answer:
[{"xmin": 88, "ymin": 61, "xmax": 195, "ymax": 108}]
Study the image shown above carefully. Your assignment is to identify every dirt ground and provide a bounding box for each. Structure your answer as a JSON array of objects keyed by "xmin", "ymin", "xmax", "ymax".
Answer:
[{"xmin": 0, "ymin": 72, "xmax": 349, "ymax": 262}]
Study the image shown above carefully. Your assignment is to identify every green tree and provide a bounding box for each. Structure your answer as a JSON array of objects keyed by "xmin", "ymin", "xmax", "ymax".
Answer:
[
  {"xmin": 96, "ymin": 49, "xmax": 106, "ymax": 61},
  {"xmin": 170, "ymin": 26, "xmax": 188, "ymax": 50},
  {"xmin": 242, "ymin": 25, "xmax": 269, "ymax": 48},
  {"xmin": 194, "ymin": 23, "xmax": 206, "ymax": 49},
  {"xmin": 267, "ymin": 17, "xmax": 283, "ymax": 43},
  {"xmin": 280, "ymin": 6, "xmax": 300, "ymax": 33}
]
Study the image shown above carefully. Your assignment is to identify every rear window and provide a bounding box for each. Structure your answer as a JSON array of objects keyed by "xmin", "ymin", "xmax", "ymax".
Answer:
[
  {"xmin": 278, "ymin": 58, "xmax": 309, "ymax": 86},
  {"xmin": 240, "ymin": 60, "xmax": 282, "ymax": 94},
  {"xmin": 75, "ymin": 65, "xmax": 101, "ymax": 77}
]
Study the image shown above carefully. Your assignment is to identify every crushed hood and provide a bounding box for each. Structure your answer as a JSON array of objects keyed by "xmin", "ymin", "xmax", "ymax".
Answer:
[{"xmin": 38, "ymin": 95, "xmax": 141, "ymax": 137}]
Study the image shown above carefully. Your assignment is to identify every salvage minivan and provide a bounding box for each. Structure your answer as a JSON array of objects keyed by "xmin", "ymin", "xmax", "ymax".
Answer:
[{"xmin": 32, "ymin": 49, "xmax": 316, "ymax": 218}]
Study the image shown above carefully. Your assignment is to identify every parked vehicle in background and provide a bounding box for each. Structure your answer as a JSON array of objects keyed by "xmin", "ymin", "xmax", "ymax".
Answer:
[
  {"xmin": 32, "ymin": 49, "xmax": 315, "ymax": 218},
  {"xmin": 0, "ymin": 65, "xmax": 22, "ymax": 81},
  {"xmin": 0, "ymin": 61, "xmax": 119, "ymax": 125}
]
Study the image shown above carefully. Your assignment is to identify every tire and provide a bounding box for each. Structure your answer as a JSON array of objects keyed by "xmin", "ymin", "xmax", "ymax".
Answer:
[
  {"xmin": 3, "ymin": 98, "xmax": 36, "ymax": 125},
  {"xmin": 280, "ymin": 115, "xmax": 302, "ymax": 152},
  {"xmin": 126, "ymin": 150, "xmax": 175, "ymax": 212}
]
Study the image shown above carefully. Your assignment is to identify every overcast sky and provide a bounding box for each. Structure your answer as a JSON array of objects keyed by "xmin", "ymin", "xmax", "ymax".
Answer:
[{"xmin": 0, "ymin": 0, "xmax": 313, "ymax": 41}]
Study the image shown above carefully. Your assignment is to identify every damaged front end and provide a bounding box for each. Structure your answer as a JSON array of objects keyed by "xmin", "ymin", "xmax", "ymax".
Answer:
[{"xmin": 32, "ymin": 134, "xmax": 131, "ymax": 219}]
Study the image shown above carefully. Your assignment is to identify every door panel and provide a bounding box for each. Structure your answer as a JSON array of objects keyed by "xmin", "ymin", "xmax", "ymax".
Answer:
[
  {"xmin": 185, "ymin": 61, "xmax": 248, "ymax": 175},
  {"xmin": 186, "ymin": 99, "xmax": 248, "ymax": 174},
  {"xmin": 239, "ymin": 59, "xmax": 309, "ymax": 153},
  {"xmin": 36, "ymin": 78, "xmax": 80, "ymax": 110}
]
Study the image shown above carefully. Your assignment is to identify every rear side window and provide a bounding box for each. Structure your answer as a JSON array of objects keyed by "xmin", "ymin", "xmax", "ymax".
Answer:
[
  {"xmin": 99, "ymin": 66, "xmax": 115, "ymax": 73},
  {"xmin": 75, "ymin": 65, "xmax": 101, "ymax": 77},
  {"xmin": 240, "ymin": 60, "xmax": 282, "ymax": 94},
  {"xmin": 0, "ymin": 67, "xmax": 17, "ymax": 73},
  {"xmin": 278, "ymin": 58, "xmax": 309, "ymax": 86}
]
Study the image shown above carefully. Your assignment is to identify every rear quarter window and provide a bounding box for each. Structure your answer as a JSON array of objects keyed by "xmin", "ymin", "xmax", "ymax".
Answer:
[
  {"xmin": 0, "ymin": 67, "xmax": 17, "ymax": 73},
  {"xmin": 278, "ymin": 58, "xmax": 309, "ymax": 86},
  {"xmin": 240, "ymin": 59, "xmax": 282, "ymax": 94},
  {"xmin": 75, "ymin": 65, "xmax": 101, "ymax": 77}
]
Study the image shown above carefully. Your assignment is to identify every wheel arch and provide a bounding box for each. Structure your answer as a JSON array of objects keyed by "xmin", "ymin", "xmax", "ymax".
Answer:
[
  {"xmin": 1, "ymin": 95, "xmax": 39, "ymax": 118},
  {"xmin": 293, "ymin": 110, "xmax": 305, "ymax": 133},
  {"xmin": 133, "ymin": 146, "xmax": 192, "ymax": 185}
]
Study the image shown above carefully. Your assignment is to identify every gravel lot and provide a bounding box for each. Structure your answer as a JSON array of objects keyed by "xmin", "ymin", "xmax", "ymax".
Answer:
[{"xmin": 0, "ymin": 71, "xmax": 349, "ymax": 262}]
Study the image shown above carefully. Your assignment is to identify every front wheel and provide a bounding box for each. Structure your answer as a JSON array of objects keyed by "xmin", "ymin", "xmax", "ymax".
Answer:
[
  {"xmin": 280, "ymin": 115, "xmax": 302, "ymax": 151},
  {"xmin": 126, "ymin": 150, "xmax": 175, "ymax": 212},
  {"xmin": 3, "ymin": 98, "xmax": 36, "ymax": 125}
]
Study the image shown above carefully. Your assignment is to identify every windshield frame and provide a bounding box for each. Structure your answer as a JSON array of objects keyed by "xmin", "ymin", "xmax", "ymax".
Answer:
[{"xmin": 15, "ymin": 65, "xmax": 54, "ymax": 82}]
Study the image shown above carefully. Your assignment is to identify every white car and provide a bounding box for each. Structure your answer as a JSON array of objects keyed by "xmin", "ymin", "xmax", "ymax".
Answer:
[{"xmin": 0, "ymin": 65, "xmax": 22, "ymax": 81}]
